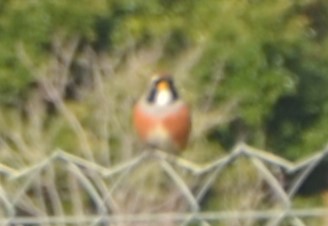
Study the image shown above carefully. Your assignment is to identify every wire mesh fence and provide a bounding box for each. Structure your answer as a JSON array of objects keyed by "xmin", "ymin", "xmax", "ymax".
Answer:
[{"xmin": 0, "ymin": 143, "xmax": 327, "ymax": 226}]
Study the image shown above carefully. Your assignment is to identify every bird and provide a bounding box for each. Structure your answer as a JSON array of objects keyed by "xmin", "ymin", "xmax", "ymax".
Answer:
[{"xmin": 133, "ymin": 73, "xmax": 191, "ymax": 154}]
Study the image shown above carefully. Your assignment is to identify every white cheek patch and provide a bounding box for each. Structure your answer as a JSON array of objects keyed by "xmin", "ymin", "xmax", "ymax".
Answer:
[{"xmin": 155, "ymin": 90, "xmax": 172, "ymax": 106}]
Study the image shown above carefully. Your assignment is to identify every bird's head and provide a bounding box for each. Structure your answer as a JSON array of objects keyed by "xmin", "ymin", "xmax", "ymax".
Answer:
[{"xmin": 146, "ymin": 74, "xmax": 179, "ymax": 106}]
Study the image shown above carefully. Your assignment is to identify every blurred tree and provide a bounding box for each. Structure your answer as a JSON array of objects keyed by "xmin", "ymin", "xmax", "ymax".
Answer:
[{"xmin": 0, "ymin": 0, "xmax": 327, "ymax": 160}]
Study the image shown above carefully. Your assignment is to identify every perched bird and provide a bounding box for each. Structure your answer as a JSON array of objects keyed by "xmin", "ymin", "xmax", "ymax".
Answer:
[{"xmin": 133, "ymin": 73, "xmax": 191, "ymax": 154}]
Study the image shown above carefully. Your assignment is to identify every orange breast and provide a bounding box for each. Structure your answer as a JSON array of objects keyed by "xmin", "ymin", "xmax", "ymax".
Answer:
[{"xmin": 133, "ymin": 103, "xmax": 191, "ymax": 153}]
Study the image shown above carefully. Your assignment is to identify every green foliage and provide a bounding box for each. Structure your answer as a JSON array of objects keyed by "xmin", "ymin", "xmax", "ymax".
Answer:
[
  {"xmin": 188, "ymin": 0, "xmax": 328, "ymax": 159},
  {"xmin": 0, "ymin": 0, "xmax": 327, "ymax": 223},
  {"xmin": 0, "ymin": 0, "xmax": 327, "ymax": 159},
  {"xmin": 0, "ymin": 0, "xmax": 107, "ymax": 102}
]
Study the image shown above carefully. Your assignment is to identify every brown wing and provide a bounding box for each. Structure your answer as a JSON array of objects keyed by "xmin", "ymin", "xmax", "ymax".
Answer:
[
  {"xmin": 161, "ymin": 104, "xmax": 191, "ymax": 151},
  {"xmin": 133, "ymin": 103, "xmax": 158, "ymax": 143}
]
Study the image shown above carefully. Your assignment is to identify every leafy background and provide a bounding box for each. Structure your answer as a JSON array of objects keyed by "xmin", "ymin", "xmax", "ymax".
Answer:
[{"xmin": 0, "ymin": 0, "xmax": 327, "ymax": 224}]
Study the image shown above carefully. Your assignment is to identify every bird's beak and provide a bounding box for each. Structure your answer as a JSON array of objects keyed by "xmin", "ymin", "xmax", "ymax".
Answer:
[{"xmin": 157, "ymin": 81, "xmax": 169, "ymax": 91}]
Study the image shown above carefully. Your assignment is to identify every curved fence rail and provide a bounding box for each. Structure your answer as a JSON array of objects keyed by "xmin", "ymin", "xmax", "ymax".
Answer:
[{"xmin": 0, "ymin": 144, "xmax": 327, "ymax": 226}]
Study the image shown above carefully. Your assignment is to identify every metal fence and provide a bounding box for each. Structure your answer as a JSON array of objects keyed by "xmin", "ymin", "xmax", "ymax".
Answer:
[{"xmin": 0, "ymin": 143, "xmax": 327, "ymax": 226}]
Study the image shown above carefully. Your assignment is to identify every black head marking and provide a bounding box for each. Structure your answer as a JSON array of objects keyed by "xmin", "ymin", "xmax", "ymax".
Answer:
[{"xmin": 146, "ymin": 75, "xmax": 179, "ymax": 103}]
